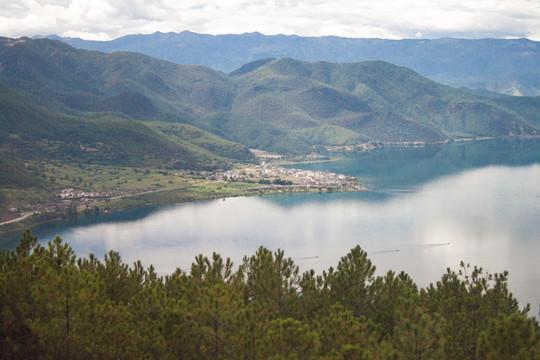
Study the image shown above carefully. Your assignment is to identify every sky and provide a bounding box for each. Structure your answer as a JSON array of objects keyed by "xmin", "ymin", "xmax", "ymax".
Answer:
[{"xmin": 1, "ymin": 0, "xmax": 540, "ymax": 41}]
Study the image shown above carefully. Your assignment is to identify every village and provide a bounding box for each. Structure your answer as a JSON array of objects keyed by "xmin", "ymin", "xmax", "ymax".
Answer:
[
  {"xmin": 2, "ymin": 163, "xmax": 363, "ymax": 225},
  {"xmin": 214, "ymin": 162, "xmax": 363, "ymax": 191},
  {"xmin": 5, "ymin": 187, "xmax": 156, "ymax": 220}
]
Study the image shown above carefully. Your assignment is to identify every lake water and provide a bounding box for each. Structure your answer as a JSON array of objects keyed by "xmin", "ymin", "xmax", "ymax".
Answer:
[{"xmin": 2, "ymin": 139, "xmax": 540, "ymax": 315}]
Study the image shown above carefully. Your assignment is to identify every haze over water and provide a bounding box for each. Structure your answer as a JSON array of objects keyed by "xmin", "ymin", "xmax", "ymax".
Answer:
[{"xmin": 3, "ymin": 139, "xmax": 540, "ymax": 315}]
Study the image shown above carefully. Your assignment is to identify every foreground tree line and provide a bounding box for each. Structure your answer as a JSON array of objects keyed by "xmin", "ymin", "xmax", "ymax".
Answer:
[{"xmin": 1, "ymin": 230, "xmax": 539, "ymax": 359}]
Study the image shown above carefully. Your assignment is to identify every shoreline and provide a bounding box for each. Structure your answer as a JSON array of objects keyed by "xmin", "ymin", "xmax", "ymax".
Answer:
[
  {"xmin": 0, "ymin": 186, "xmax": 365, "ymax": 237},
  {"xmin": 5, "ymin": 136, "xmax": 532, "ymax": 236},
  {"xmin": 0, "ymin": 163, "xmax": 365, "ymax": 236}
]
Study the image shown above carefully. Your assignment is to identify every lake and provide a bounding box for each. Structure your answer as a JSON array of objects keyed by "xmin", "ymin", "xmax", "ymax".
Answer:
[{"xmin": 2, "ymin": 139, "xmax": 540, "ymax": 315}]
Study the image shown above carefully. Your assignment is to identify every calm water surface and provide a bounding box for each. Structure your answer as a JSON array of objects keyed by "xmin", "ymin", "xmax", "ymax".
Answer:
[{"xmin": 3, "ymin": 139, "xmax": 540, "ymax": 314}]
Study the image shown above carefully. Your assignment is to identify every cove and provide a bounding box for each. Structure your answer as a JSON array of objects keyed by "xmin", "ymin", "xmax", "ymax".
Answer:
[{"xmin": 2, "ymin": 139, "xmax": 540, "ymax": 314}]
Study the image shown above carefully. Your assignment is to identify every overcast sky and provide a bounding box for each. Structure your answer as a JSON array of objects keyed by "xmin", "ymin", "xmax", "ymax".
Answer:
[{"xmin": 1, "ymin": 0, "xmax": 540, "ymax": 41}]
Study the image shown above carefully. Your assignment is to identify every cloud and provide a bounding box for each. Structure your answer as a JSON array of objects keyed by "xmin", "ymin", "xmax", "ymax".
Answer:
[{"xmin": 0, "ymin": 0, "xmax": 539, "ymax": 40}]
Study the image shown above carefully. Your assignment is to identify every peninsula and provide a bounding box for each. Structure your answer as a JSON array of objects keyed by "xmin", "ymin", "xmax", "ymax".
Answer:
[{"xmin": 0, "ymin": 158, "xmax": 363, "ymax": 234}]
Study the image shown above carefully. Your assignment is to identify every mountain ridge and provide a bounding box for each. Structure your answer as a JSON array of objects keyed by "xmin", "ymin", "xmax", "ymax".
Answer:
[
  {"xmin": 40, "ymin": 31, "xmax": 540, "ymax": 96},
  {"xmin": 1, "ymin": 37, "xmax": 539, "ymax": 170}
]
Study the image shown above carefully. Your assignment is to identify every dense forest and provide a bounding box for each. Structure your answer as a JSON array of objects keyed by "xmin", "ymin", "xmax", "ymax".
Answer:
[{"xmin": 1, "ymin": 230, "xmax": 539, "ymax": 359}]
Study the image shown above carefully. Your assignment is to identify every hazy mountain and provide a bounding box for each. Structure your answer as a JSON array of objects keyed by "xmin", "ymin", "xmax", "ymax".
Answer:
[
  {"xmin": 1, "ymin": 37, "xmax": 539, "ymax": 168},
  {"xmin": 44, "ymin": 31, "xmax": 540, "ymax": 96}
]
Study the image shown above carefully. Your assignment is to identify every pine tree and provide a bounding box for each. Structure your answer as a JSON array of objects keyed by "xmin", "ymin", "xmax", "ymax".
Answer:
[
  {"xmin": 425, "ymin": 261, "xmax": 524, "ymax": 359},
  {"xmin": 326, "ymin": 245, "xmax": 376, "ymax": 317},
  {"xmin": 0, "ymin": 230, "xmax": 42, "ymax": 359},
  {"xmin": 2, "ymin": 232, "xmax": 539, "ymax": 359},
  {"xmin": 370, "ymin": 270, "xmax": 419, "ymax": 342},
  {"xmin": 476, "ymin": 314, "xmax": 540, "ymax": 359},
  {"xmin": 393, "ymin": 306, "xmax": 445, "ymax": 360},
  {"xmin": 297, "ymin": 269, "xmax": 331, "ymax": 322},
  {"xmin": 238, "ymin": 247, "xmax": 300, "ymax": 319},
  {"xmin": 185, "ymin": 252, "xmax": 244, "ymax": 359},
  {"xmin": 317, "ymin": 304, "xmax": 374, "ymax": 358},
  {"xmin": 259, "ymin": 317, "xmax": 318, "ymax": 359}
]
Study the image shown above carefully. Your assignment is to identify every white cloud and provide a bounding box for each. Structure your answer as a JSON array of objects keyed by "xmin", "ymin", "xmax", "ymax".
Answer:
[{"xmin": 0, "ymin": 0, "xmax": 539, "ymax": 40}]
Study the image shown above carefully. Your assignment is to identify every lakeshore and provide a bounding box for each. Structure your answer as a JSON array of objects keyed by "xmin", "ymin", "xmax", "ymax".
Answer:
[
  {"xmin": 0, "ymin": 161, "xmax": 364, "ymax": 234},
  {"xmin": 4, "ymin": 137, "xmax": 537, "ymax": 236}
]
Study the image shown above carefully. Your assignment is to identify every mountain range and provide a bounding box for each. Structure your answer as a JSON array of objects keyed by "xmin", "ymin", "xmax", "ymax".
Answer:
[
  {"xmin": 1, "ymin": 37, "xmax": 540, "ymax": 176},
  {"xmin": 45, "ymin": 31, "xmax": 540, "ymax": 96}
]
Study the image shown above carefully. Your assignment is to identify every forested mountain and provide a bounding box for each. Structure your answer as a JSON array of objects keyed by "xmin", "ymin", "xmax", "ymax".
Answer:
[
  {"xmin": 227, "ymin": 58, "xmax": 540, "ymax": 145},
  {"xmin": 46, "ymin": 31, "xmax": 540, "ymax": 96},
  {"xmin": 1, "ymin": 37, "xmax": 539, "ymax": 167},
  {"xmin": 1, "ymin": 231, "xmax": 539, "ymax": 359},
  {"xmin": 0, "ymin": 37, "xmax": 256, "ymax": 170}
]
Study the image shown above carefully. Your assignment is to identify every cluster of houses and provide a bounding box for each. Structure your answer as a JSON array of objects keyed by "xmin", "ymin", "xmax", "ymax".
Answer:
[
  {"xmin": 58, "ymin": 187, "xmax": 150, "ymax": 200},
  {"xmin": 218, "ymin": 163, "xmax": 362, "ymax": 190},
  {"xmin": 249, "ymin": 149, "xmax": 284, "ymax": 159},
  {"xmin": 8, "ymin": 187, "xmax": 154, "ymax": 215},
  {"xmin": 59, "ymin": 188, "xmax": 102, "ymax": 199},
  {"xmin": 17, "ymin": 200, "xmax": 80, "ymax": 213}
]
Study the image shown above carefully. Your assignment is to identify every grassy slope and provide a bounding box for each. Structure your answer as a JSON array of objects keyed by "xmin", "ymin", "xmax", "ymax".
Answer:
[
  {"xmin": 0, "ymin": 153, "xmax": 41, "ymax": 188},
  {"xmin": 0, "ymin": 84, "xmax": 249, "ymax": 170},
  {"xmin": 194, "ymin": 112, "xmax": 313, "ymax": 154}
]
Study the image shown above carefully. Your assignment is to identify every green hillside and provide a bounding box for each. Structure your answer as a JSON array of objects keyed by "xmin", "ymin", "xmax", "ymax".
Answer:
[
  {"xmin": 231, "ymin": 58, "xmax": 539, "ymax": 141},
  {"xmin": 494, "ymin": 95, "xmax": 540, "ymax": 128},
  {"xmin": 195, "ymin": 112, "xmax": 313, "ymax": 154},
  {"xmin": 0, "ymin": 38, "xmax": 257, "ymax": 170},
  {"xmin": 0, "ymin": 83, "xmax": 252, "ymax": 170},
  {"xmin": 1, "ymin": 37, "xmax": 539, "ymax": 170},
  {"xmin": 0, "ymin": 153, "xmax": 41, "ymax": 188}
]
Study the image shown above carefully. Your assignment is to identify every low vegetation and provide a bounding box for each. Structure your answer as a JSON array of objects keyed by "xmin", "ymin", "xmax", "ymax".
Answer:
[{"xmin": 1, "ymin": 231, "xmax": 538, "ymax": 359}]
